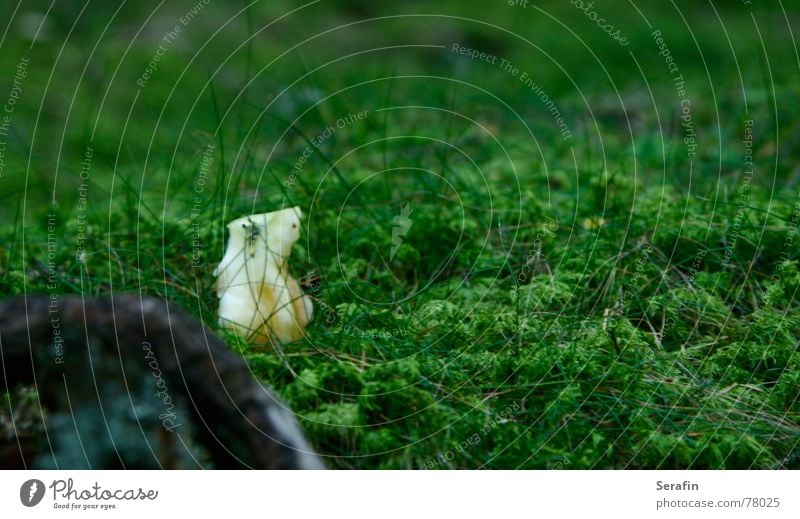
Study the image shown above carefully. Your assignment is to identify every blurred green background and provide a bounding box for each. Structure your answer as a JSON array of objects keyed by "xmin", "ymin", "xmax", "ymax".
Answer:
[{"xmin": 0, "ymin": 0, "xmax": 796, "ymax": 209}]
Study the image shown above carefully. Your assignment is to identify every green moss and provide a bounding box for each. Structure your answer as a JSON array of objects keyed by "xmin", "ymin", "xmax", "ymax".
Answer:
[{"xmin": 1, "ymin": 0, "xmax": 798, "ymax": 469}]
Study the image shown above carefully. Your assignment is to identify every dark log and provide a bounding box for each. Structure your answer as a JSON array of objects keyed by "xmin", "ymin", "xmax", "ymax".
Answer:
[{"xmin": 0, "ymin": 294, "xmax": 323, "ymax": 469}]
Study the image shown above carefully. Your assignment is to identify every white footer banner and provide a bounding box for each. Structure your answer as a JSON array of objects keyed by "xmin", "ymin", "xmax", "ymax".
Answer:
[{"xmin": 1, "ymin": 470, "xmax": 797, "ymax": 517}]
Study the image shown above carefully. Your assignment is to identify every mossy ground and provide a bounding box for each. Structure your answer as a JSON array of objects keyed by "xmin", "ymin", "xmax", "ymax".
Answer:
[{"xmin": 1, "ymin": 1, "xmax": 798, "ymax": 468}]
